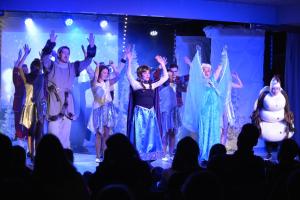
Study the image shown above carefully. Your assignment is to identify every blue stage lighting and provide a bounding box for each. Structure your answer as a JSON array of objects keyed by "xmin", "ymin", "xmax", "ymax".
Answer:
[
  {"xmin": 100, "ymin": 20, "xmax": 108, "ymax": 28},
  {"xmin": 65, "ymin": 18, "xmax": 73, "ymax": 26},
  {"xmin": 24, "ymin": 18, "xmax": 33, "ymax": 26}
]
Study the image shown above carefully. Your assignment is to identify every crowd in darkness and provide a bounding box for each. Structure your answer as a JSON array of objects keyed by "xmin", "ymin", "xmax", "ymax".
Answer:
[{"xmin": 1, "ymin": 123, "xmax": 300, "ymax": 200}]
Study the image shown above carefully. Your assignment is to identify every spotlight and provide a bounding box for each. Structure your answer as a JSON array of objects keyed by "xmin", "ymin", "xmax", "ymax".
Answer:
[
  {"xmin": 150, "ymin": 30, "xmax": 158, "ymax": 36},
  {"xmin": 100, "ymin": 20, "xmax": 108, "ymax": 28},
  {"xmin": 24, "ymin": 18, "xmax": 33, "ymax": 26},
  {"xmin": 65, "ymin": 18, "xmax": 73, "ymax": 26}
]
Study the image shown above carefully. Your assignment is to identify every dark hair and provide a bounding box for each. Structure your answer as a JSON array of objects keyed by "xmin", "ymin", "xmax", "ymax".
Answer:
[
  {"xmin": 98, "ymin": 65, "xmax": 109, "ymax": 80},
  {"xmin": 169, "ymin": 63, "xmax": 178, "ymax": 70},
  {"xmin": 30, "ymin": 58, "xmax": 41, "ymax": 72},
  {"xmin": 57, "ymin": 46, "xmax": 70, "ymax": 55}
]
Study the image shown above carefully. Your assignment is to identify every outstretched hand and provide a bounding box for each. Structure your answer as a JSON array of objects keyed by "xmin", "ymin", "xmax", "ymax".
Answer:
[
  {"xmin": 87, "ymin": 33, "xmax": 95, "ymax": 47},
  {"xmin": 232, "ymin": 72, "xmax": 239, "ymax": 79},
  {"xmin": 50, "ymin": 30, "xmax": 57, "ymax": 43},
  {"xmin": 155, "ymin": 55, "xmax": 166, "ymax": 66},
  {"xmin": 23, "ymin": 44, "xmax": 31, "ymax": 56},
  {"xmin": 184, "ymin": 56, "xmax": 192, "ymax": 65}
]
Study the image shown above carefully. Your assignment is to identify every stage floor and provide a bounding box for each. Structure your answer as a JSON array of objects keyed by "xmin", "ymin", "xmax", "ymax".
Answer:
[{"xmin": 18, "ymin": 139, "xmax": 275, "ymax": 175}]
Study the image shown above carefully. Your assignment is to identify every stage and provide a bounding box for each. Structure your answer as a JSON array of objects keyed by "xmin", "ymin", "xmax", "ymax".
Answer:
[{"xmin": 17, "ymin": 137, "xmax": 274, "ymax": 175}]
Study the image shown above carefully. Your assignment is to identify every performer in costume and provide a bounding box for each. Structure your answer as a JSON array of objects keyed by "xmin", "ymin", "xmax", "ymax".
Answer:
[
  {"xmin": 126, "ymin": 51, "xmax": 169, "ymax": 160},
  {"xmin": 41, "ymin": 31, "xmax": 96, "ymax": 148},
  {"xmin": 182, "ymin": 46, "xmax": 231, "ymax": 161},
  {"xmin": 18, "ymin": 44, "xmax": 47, "ymax": 159},
  {"xmin": 87, "ymin": 59, "xmax": 125, "ymax": 163},
  {"xmin": 153, "ymin": 63, "xmax": 189, "ymax": 160},
  {"xmin": 251, "ymin": 75, "xmax": 294, "ymax": 159},
  {"xmin": 220, "ymin": 49, "xmax": 243, "ymax": 144},
  {"xmin": 13, "ymin": 49, "xmax": 29, "ymax": 140},
  {"xmin": 185, "ymin": 51, "xmax": 242, "ymax": 146}
]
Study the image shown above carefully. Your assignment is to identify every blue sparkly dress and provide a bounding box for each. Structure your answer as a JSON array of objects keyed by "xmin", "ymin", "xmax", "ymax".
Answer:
[
  {"xmin": 127, "ymin": 87, "xmax": 164, "ymax": 160},
  {"xmin": 183, "ymin": 47, "xmax": 231, "ymax": 161}
]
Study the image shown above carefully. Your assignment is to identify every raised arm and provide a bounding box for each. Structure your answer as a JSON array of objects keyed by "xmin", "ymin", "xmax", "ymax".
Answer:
[
  {"xmin": 17, "ymin": 44, "xmax": 31, "ymax": 84},
  {"xmin": 108, "ymin": 61, "xmax": 121, "ymax": 85},
  {"xmin": 91, "ymin": 61, "xmax": 100, "ymax": 86},
  {"xmin": 116, "ymin": 52, "xmax": 127, "ymax": 74},
  {"xmin": 152, "ymin": 56, "xmax": 169, "ymax": 89},
  {"xmin": 184, "ymin": 56, "xmax": 192, "ymax": 68},
  {"xmin": 41, "ymin": 31, "xmax": 57, "ymax": 73},
  {"xmin": 13, "ymin": 49, "xmax": 23, "ymax": 86},
  {"xmin": 73, "ymin": 33, "xmax": 97, "ymax": 76},
  {"xmin": 214, "ymin": 64, "xmax": 223, "ymax": 81},
  {"xmin": 126, "ymin": 51, "xmax": 140, "ymax": 89},
  {"xmin": 153, "ymin": 57, "xmax": 167, "ymax": 81},
  {"xmin": 231, "ymin": 72, "xmax": 243, "ymax": 88},
  {"xmin": 82, "ymin": 45, "xmax": 94, "ymax": 81}
]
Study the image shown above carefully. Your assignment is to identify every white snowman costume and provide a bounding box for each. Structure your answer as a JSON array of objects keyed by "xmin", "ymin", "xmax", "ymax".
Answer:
[{"xmin": 252, "ymin": 77, "xmax": 294, "ymax": 142}]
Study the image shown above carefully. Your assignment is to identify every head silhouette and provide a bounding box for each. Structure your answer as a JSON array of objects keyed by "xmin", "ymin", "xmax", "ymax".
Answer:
[
  {"xmin": 34, "ymin": 134, "xmax": 75, "ymax": 178},
  {"xmin": 172, "ymin": 137, "xmax": 200, "ymax": 171},
  {"xmin": 209, "ymin": 143, "xmax": 227, "ymax": 161},
  {"xmin": 104, "ymin": 133, "xmax": 140, "ymax": 162},
  {"xmin": 237, "ymin": 123, "xmax": 260, "ymax": 151},
  {"xmin": 277, "ymin": 139, "xmax": 299, "ymax": 162}
]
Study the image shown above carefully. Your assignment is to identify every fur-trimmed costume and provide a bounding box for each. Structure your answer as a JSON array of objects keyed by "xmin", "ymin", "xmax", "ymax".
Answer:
[{"xmin": 41, "ymin": 40, "xmax": 96, "ymax": 148}]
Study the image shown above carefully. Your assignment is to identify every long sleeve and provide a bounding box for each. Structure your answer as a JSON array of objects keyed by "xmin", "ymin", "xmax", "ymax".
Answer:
[
  {"xmin": 41, "ymin": 40, "xmax": 56, "ymax": 73},
  {"xmin": 73, "ymin": 45, "xmax": 97, "ymax": 76}
]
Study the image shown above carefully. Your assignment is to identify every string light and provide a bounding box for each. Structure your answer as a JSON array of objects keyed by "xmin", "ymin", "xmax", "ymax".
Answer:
[{"xmin": 122, "ymin": 15, "xmax": 128, "ymax": 52}]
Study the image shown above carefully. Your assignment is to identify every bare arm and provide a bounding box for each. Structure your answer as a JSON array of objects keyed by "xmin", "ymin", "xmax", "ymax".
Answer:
[
  {"xmin": 14, "ymin": 49, "xmax": 22, "ymax": 68},
  {"xmin": 231, "ymin": 72, "xmax": 243, "ymax": 88},
  {"xmin": 184, "ymin": 56, "xmax": 192, "ymax": 68},
  {"xmin": 214, "ymin": 64, "xmax": 223, "ymax": 80},
  {"xmin": 126, "ymin": 51, "xmax": 141, "ymax": 90},
  {"xmin": 92, "ymin": 61, "xmax": 100, "ymax": 87},
  {"xmin": 152, "ymin": 56, "xmax": 169, "ymax": 89},
  {"xmin": 109, "ymin": 51, "xmax": 127, "ymax": 85},
  {"xmin": 109, "ymin": 61, "xmax": 120, "ymax": 85},
  {"xmin": 17, "ymin": 44, "xmax": 31, "ymax": 84},
  {"xmin": 13, "ymin": 49, "xmax": 23, "ymax": 85}
]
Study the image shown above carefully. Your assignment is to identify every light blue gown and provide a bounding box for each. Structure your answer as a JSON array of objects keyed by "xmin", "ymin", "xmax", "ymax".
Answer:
[{"xmin": 183, "ymin": 47, "xmax": 231, "ymax": 161}]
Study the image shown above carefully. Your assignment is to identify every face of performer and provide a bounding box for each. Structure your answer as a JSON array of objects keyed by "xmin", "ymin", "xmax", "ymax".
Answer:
[
  {"xmin": 271, "ymin": 85, "xmax": 281, "ymax": 96},
  {"xmin": 169, "ymin": 67, "xmax": 178, "ymax": 82},
  {"xmin": 202, "ymin": 66, "xmax": 211, "ymax": 78},
  {"xmin": 141, "ymin": 70, "xmax": 150, "ymax": 82},
  {"xmin": 98, "ymin": 68, "xmax": 109, "ymax": 81},
  {"xmin": 59, "ymin": 48, "xmax": 70, "ymax": 63}
]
